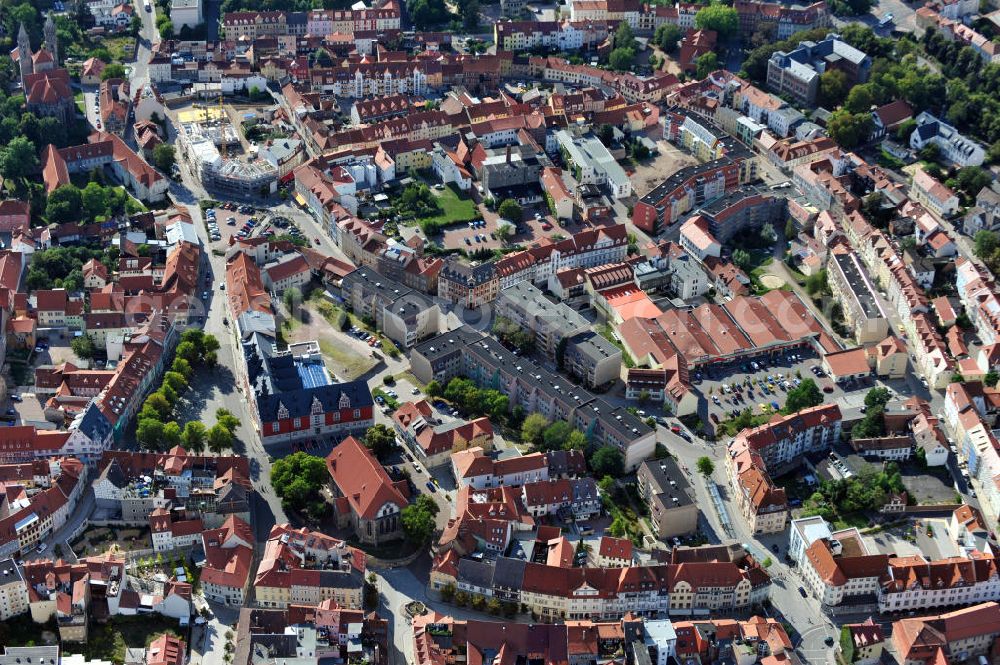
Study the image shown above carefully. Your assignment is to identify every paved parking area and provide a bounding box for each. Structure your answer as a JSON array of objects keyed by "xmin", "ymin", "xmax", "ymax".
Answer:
[
  {"xmin": 693, "ymin": 348, "xmax": 846, "ymax": 428},
  {"xmin": 204, "ymin": 203, "xmax": 313, "ymax": 250}
]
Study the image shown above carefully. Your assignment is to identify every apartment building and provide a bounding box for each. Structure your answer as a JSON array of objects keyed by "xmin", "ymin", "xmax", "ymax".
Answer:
[
  {"xmin": 636, "ymin": 458, "xmax": 699, "ymax": 539},
  {"xmin": 827, "ymin": 250, "xmax": 890, "ymax": 344},
  {"xmin": 495, "ymin": 281, "xmax": 588, "ymax": 357},
  {"xmin": 726, "ymin": 444, "xmax": 789, "ymax": 535},
  {"xmin": 555, "ymin": 130, "xmax": 632, "ymax": 199},
  {"xmin": 911, "ymin": 166, "xmax": 961, "ymax": 219},
  {"xmin": 393, "ymin": 400, "xmax": 494, "ymax": 468},
  {"xmin": 0, "ymin": 563, "xmax": 28, "ymax": 621},
  {"xmin": 730, "ymin": 403, "xmax": 842, "ymax": 472},
  {"xmin": 893, "ymin": 602, "xmax": 1000, "ymax": 665},
  {"xmin": 910, "ymin": 111, "xmax": 985, "ymax": 167},
  {"xmin": 412, "ymin": 328, "xmax": 655, "ymax": 470},
  {"xmin": 450, "ymin": 446, "xmax": 585, "ymax": 489},
  {"xmin": 254, "ymin": 524, "xmax": 365, "ymax": 609},
  {"xmin": 340, "ymin": 267, "xmax": 441, "ymax": 349},
  {"xmin": 200, "ymin": 516, "xmax": 254, "ymax": 607}
]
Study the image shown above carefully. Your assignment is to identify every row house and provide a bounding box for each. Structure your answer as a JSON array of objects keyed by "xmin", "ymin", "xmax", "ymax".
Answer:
[
  {"xmin": 253, "ymin": 523, "xmax": 365, "ymax": 609},
  {"xmin": 893, "ymin": 602, "xmax": 1000, "ymax": 665},
  {"xmin": 450, "ymin": 446, "xmax": 585, "ymax": 489},
  {"xmin": 728, "ymin": 403, "xmax": 842, "ymax": 473},
  {"xmin": 436, "ymin": 552, "xmax": 770, "ymax": 620},
  {"xmin": 0, "ymin": 458, "xmax": 86, "ymax": 558}
]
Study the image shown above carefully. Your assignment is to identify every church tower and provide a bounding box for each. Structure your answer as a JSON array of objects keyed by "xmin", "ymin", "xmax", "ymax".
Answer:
[
  {"xmin": 17, "ymin": 23, "xmax": 32, "ymax": 86},
  {"xmin": 44, "ymin": 13, "xmax": 58, "ymax": 66}
]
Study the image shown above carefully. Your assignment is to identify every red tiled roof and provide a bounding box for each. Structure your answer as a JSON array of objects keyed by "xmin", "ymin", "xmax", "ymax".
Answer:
[{"xmin": 326, "ymin": 436, "xmax": 407, "ymax": 520}]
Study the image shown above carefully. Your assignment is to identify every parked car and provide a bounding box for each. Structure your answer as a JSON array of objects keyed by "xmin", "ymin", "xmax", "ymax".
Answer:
[{"xmin": 425, "ymin": 481, "xmax": 436, "ymax": 492}]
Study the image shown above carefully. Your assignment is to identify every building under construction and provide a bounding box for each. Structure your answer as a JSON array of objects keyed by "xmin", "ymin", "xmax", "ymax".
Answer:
[{"xmin": 177, "ymin": 101, "xmax": 276, "ymax": 197}]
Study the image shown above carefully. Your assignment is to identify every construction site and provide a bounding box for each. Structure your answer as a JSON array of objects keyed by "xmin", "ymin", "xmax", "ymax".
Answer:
[{"xmin": 176, "ymin": 99, "xmax": 278, "ymax": 198}]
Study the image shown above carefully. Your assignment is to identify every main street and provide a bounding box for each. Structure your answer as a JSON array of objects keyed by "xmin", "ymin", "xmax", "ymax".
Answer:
[{"xmin": 661, "ymin": 426, "xmax": 840, "ymax": 661}]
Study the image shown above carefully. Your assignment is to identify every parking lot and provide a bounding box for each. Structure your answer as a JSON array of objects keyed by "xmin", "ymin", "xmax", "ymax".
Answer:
[
  {"xmin": 693, "ymin": 347, "xmax": 853, "ymax": 430},
  {"xmin": 203, "ymin": 202, "xmax": 314, "ymax": 249}
]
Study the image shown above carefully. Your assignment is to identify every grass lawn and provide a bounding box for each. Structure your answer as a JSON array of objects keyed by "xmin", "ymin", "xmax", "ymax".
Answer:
[
  {"xmin": 82, "ymin": 615, "xmax": 185, "ymax": 664},
  {"xmin": 832, "ymin": 512, "xmax": 871, "ymax": 530},
  {"xmin": 318, "ymin": 339, "xmax": 377, "ymax": 380},
  {"xmin": 104, "ymin": 37, "xmax": 137, "ymax": 63},
  {"xmin": 421, "ymin": 184, "xmax": 478, "ymax": 226}
]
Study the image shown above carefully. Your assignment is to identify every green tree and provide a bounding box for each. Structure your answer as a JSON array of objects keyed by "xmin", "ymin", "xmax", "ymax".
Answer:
[
  {"xmin": 216, "ymin": 408, "xmax": 240, "ymax": 434},
  {"xmin": 521, "ymin": 413, "xmax": 549, "ymax": 445},
  {"xmin": 101, "ymin": 63, "xmax": 127, "ymax": 80},
  {"xmin": 864, "ymin": 387, "xmax": 891, "ymax": 409},
  {"xmin": 1, "ymin": 136, "xmax": 40, "ymax": 182},
  {"xmin": 137, "ymin": 418, "xmax": 165, "ymax": 449},
  {"xmin": 71, "ymin": 334, "xmax": 97, "ymax": 360},
  {"xmin": 590, "ymin": 446, "xmax": 624, "ymax": 478},
  {"xmin": 733, "ymin": 248, "xmax": 752, "ymax": 271},
  {"xmin": 542, "ymin": 420, "xmax": 573, "ymax": 451},
  {"xmin": 695, "ymin": 52, "xmax": 719, "ymax": 79},
  {"xmin": 162, "ymin": 371, "xmax": 188, "ymax": 394},
  {"xmin": 364, "ymin": 423, "xmax": 396, "ymax": 461},
  {"xmin": 956, "ymin": 166, "xmax": 992, "ymax": 200},
  {"xmin": 975, "ymin": 230, "xmax": 999, "ymax": 259},
  {"xmin": 401, "ymin": 494, "xmax": 440, "ymax": 543},
  {"xmin": 142, "ymin": 392, "xmax": 173, "ymax": 421},
  {"xmin": 182, "ymin": 421, "xmax": 207, "ymax": 452},
  {"xmin": 282, "ymin": 286, "xmax": 303, "ymax": 315},
  {"xmin": 46, "ymin": 185, "xmax": 83, "ymax": 224},
  {"xmin": 497, "ymin": 198, "xmax": 522, "ymax": 222},
  {"xmin": 760, "ymin": 222, "xmax": 777, "ymax": 245},
  {"xmin": 695, "ymin": 3, "xmax": 739, "ymax": 37},
  {"xmin": 152, "ymin": 144, "xmax": 176, "ymax": 174},
  {"xmin": 696, "ymin": 456, "xmax": 715, "ymax": 476},
  {"xmin": 827, "ymin": 109, "xmax": 873, "ymax": 149},
  {"xmin": 207, "ymin": 423, "xmax": 233, "ymax": 454},
  {"xmin": 818, "ymin": 69, "xmax": 850, "ymax": 109},
  {"xmin": 613, "ymin": 21, "xmax": 636, "ymax": 51},
  {"xmin": 844, "ymin": 82, "xmax": 876, "ymax": 114},
  {"xmin": 162, "ymin": 421, "xmax": 182, "ymax": 447},
  {"xmin": 609, "ymin": 47, "xmax": 635, "ymax": 72},
  {"xmin": 653, "ymin": 23, "xmax": 682, "ymax": 53},
  {"xmin": 272, "ymin": 451, "xmax": 328, "ymax": 512},
  {"xmin": 81, "ymin": 181, "xmax": 110, "ymax": 222},
  {"xmin": 783, "ymin": 378, "xmax": 823, "ymax": 414},
  {"xmin": 461, "ymin": 0, "xmax": 479, "ymax": 30}
]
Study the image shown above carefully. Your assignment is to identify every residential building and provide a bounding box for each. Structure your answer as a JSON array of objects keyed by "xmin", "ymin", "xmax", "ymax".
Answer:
[
  {"xmin": 892, "ymin": 602, "xmax": 1000, "ymax": 665},
  {"xmin": 520, "ymin": 477, "xmax": 600, "ymax": 520},
  {"xmin": 0, "ymin": 563, "xmax": 28, "ymax": 621},
  {"xmin": 412, "ymin": 328, "xmax": 655, "ymax": 471},
  {"xmin": 393, "ymin": 400, "xmax": 494, "ymax": 468},
  {"xmin": 495, "ymin": 281, "xmax": 588, "ymax": 358},
  {"xmin": 911, "ymin": 166, "xmax": 961, "ymax": 219},
  {"xmin": 636, "ymin": 457, "xmax": 699, "ymax": 539},
  {"xmin": 450, "ymin": 446, "xmax": 585, "ymax": 489},
  {"xmin": 827, "ymin": 250, "xmax": 890, "ymax": 344},
  {"xmin": 910, "ymin": 111, "xmax": 986, "ymax": 167},
  {"xmin": 200, "ymin": 516, "xmax": 254, "ymax": 607},
  {"xmin": 253, "ymin": 523, "xmax": 365, "ymax": 609},
  {"xmin": 555, "ymin": 130, "xmax": 632, "ymax": 199},
  {"xmin": 341, "ymin": 267, "xmax": 440, "ymax": 348}
]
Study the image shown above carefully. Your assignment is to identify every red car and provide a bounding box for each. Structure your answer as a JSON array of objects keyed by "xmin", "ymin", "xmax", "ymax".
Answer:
[{"xmin": 670, "ymin": 425, "xmax": 681, "ymax": 434}]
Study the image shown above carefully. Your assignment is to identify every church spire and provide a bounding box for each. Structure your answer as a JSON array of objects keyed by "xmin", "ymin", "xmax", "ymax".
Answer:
[
  {"xmin": 44, "ymin": 13, "xmax": 58, "ymax": 66},
  {"xmin": 17, "ymin": 23, "xmax": 32, "ymax": 85}
]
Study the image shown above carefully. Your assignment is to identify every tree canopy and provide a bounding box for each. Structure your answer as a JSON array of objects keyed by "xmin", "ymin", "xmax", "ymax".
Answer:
[
  {"xmin": 694, "ymin": 3, "xmax": 738, "ymax": 37},
  {"xmin": 272, "ymin": 452, "xmax": 329, "ymax": 518}
]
